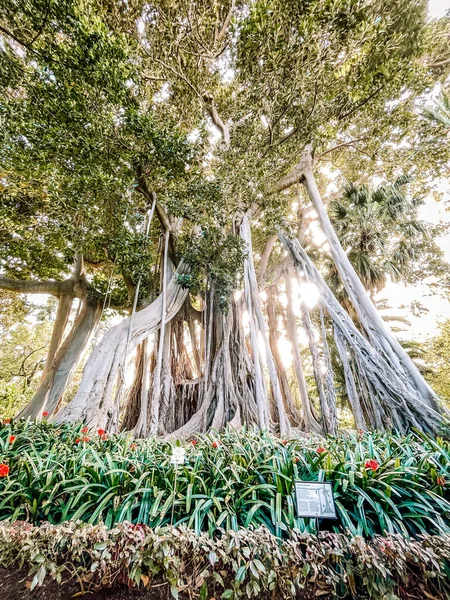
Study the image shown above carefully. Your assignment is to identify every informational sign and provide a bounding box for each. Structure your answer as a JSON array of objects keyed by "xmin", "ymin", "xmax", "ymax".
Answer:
[
  {"xmin": 170, "ymin": 447, "xmax": 186, "ymax": 465},
  {"xmin": 294, "ymin": 481, "xmax": 336, "ymax": 519}
]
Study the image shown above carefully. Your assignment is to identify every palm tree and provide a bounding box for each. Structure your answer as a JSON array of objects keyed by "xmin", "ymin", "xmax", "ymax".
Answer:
[
  {"xmin": 328, "ymin": 176, "xmax": 436, "ymax": 299},
  {"xmin": 424, "ymin": 89, "xmax": 450, "ymax": 132}
]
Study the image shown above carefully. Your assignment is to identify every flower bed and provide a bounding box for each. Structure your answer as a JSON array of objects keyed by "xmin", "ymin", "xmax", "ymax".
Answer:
[
  {"xmin": 1, "ymin": 521, "xmax": 450, "ymax": 599},
  {"xmin": 0, "ymin": 422, "xmax": 449, "ymax": 538}
]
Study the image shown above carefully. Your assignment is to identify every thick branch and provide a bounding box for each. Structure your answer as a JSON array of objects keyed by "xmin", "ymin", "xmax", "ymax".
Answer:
[
  {"xmin": 203, "ymin": 93, "xmax": 230, "ymax": 147},
  {"xmin": 216, "ymin": 0, "xmax": 236, "ymax": 42},
  {"xmin": 257, "ymin": 235, "xmax": 277, "ymax": 284},
  {"xmin": 316, "ymin": 138, "xmax": 366, "ymax": 160},
  {"xmin": 272, "ymin": 144, "xmax": 313, "ymax": 193},
  {"xmin": 0, "ymin": 277, "xmax": 63, "ymax": 296},
  {"xmin": 426, "ymin": 57, "xmax": 450, "ymax": 68}
]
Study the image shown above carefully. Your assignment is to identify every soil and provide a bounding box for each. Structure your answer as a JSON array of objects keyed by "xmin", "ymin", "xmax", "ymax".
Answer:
[
  {"xmin": 0, "ymin": 569, "xmax": 170, "ymax": 600},
  {"xmin": 0, "ymin": 567, "xmax": 327, "ymax": 600}
]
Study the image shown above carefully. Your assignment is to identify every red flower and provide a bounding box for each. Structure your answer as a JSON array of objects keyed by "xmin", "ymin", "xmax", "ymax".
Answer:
[
  {"xmin": 97, "ymin": 429, "xmax": 106, "ymax": 436},
  {"xmin": 101, "ymin": 434, "xmax": 108, "ymax": 441},
  {"xmin": 130, "ymin": 443, "xmax": 137, "ymax": 451},
  {"xmin": 294, "ymin": 457, "xmax": 299, "ymax": 463},
  {"xmin": 316, "ymin": 447, "xmax": 326, "ymax": 454},
  {"xmin": 2, "ymin": 419, "xmax": 10, "ymax": 425},
  {"xmin": 191, "ymin": 439, "xmax": 197, "ymax": 446},
  {"xmin": 212, "ymin": 442, "xmax": 218, "ymax": 449},
  {"xmin": 9, "ymin": 436, "xmax": 16, "ymax": 444},
  {"xmin": 82, "ymin": 437, "xmax": 90, "ymax": 443},
  {"xmin": 74, "ymin": 438, "xmax": 81, "ymax": 444},
  {"xmin": 42, "ymin": 411, "xmax": 49, "ymax": 418},
  {"xmin": 365, "ymin": 460, "xmax": 379, "ymax": 472},
  {"xmin": 282, "ymin": 440, "xmax": 287, "ymax": 446},
  {"xmin": 437, "ymin": 476, "xmax": 446, "ymax": 486},
  {"xmin": 81, "ymin": 427, "xmax": 89, "ymax": 434},
  {"xmin": 0, "ymin": 464, "xmax": 9, "ymax": 477}
]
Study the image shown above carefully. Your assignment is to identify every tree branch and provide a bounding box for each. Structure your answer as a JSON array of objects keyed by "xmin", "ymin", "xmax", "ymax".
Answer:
[
  {"xmin": 426, "ymin": 57, "xmax": 450, "ymax": 68},
  {"xmin": 316, "ymin": 137, "xmax": 367, "ymax": 160},
  {"xmin": 203, "ymin": 92, "xmax": 230, "ymax": 147},
  {"xmin": 257, "ymin": 235, "xmax": 277, "ymax": 284},
  {"xmin": 272, "ymin": 144, "xmax": 314, "ymax": 193},
  {"xmin": 216, "ymin": 0, "xmax": 236, "ymax": 42},
  {"xmin": 0, "ymin": 277, "xmax": 63, "ymax": 296},
  {"xmin": 338, "ymin": 86, "xmax": 384, "ymax": 121},
  {"xmin": 72, "ymin": 253, "xmax": 84, "ymax": 281}
]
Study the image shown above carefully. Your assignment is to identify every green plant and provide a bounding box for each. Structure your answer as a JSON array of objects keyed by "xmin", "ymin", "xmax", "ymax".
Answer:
[
  {"xmin": 0, "ymin": 423, "xmax": 449, "ymax": 540},
  {"xmin": 1, "ymin": 521, "xmax": 450, "ymax": 598}
]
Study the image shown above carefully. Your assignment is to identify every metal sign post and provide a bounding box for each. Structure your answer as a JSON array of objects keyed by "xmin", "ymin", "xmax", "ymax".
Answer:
[{"xmin": 170, "ymin": 447, "xmax": 186, "ymax": 525}]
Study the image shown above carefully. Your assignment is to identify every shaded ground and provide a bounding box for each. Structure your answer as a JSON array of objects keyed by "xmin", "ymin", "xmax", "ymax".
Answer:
[
  {"xmin": 0, "ymin": 567, "xmax": 430, "ymax": 600},
  {"xmin": 0, "ymin": 567, "xmax": 335, "ymax": 600},
  {"xmin": 0, "ymin": 569, "xmax": 171, "ymax": 600}
]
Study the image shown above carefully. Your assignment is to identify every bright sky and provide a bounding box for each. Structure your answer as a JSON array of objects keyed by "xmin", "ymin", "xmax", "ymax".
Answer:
[
  {"xmin": 379, "ymin": 190, "xmax": 450, "ymax": 342},
  {"xmin": 372, "ymin": 0, "xmax": 450, "ymax": 342},
  {"xmin": 429, "ymin": 0, "xmax": 450, "ymax": 18}
]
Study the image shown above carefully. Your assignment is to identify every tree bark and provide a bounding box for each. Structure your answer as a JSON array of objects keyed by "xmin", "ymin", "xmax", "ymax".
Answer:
[
  {"xmin": 257, "ymin": 235, "xmax": 277, "ymax": 284},
  {"xmin": 280, "ymin": 232, "xmax": 442, "ymax": 433},
  {"xmin": 52, "ymin": 262, "xmax": 190, "ymax": 427},
  {"xmin": 299, "ymin": 300, "xmax": 331, "ymax": 432},
  {"xmin": 319, "ymin": 309, "xmax": 338, "ymax": 435},
  {"xmin": 121, "ymin": 342, "xmax": 145, "ymax": 431},
  {"xmin": 149, "ymin": 231, "xmax": 170, "ymax": 435},
  {"xmin": 40, "ymin": 293, "xmax": 73, "ymax": 379},
  {"xmin": 267, "ymin": 288, "xmax": 301, "ymax": 427},
  {"xmin": 19, "ymin": 298, "xmax": 102, "ymax": 419},
  {"xmin": 242, "ymin": 216, "xmax": 289, "ymax": 433},
  {"xmin": 333, "ymin": 323, "xmax": 366, "ymax": 430},
  {"xmin": 302, "ymin": 164, "xmax": 440, "ymax": 412},
  {"xmin": 243, "ymin": 255, "xmax": 270, "ymax": 430},
  {"xmin": 285, "ymin": 270, "xmax": 320, "ymax": 433},
  {"xmin": 0, "ymin": 277, "xmax": 62, "ymax": 296}
]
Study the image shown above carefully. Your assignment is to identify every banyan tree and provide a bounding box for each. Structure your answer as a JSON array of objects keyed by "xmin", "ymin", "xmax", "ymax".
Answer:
[{"xmin": 1, "ymin": 0, "xmax": 450, "ymax": 436}]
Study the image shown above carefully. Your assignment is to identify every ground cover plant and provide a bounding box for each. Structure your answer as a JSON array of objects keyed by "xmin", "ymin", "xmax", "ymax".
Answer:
[
  {"xmin": 0, "ymin": 422, "xmax": 449, "ymax": 540},
  {"xmin": 1, "ymin": 521, "xmax": 450, "ymax": 599}
]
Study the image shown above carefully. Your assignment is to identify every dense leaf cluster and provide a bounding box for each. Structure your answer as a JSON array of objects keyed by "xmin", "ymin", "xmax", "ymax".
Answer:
[
  {"xmin": 0, "ymin": 424, "xmax": 449, "ymax": 539},
  {"xmin": 2, "ymin": 520, "xmax": 450, "ymax": 598}
]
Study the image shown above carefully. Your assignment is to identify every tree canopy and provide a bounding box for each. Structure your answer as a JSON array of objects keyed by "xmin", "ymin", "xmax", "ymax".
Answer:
[{"xmin": 0, "ymin": 0, "xmax": 449, "ymax": 436}]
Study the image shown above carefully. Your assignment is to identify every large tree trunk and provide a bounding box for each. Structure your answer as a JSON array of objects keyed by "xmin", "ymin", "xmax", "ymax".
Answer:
[
  {"xmin": 285, "ymin": 270, "xmax": 321, "ymax": 433},
  {"xmin": 319, "ymin": 309, "xmax": 338, "ymax": 435},
  {"xmin": 241, "ymin": 215, "xmax": 289, "ymax": 435},
  {"xmin": 280, "ymin": 233, "xmax": 442, "ymax": 433},
  {"xmin": 267, "ymin": 288, "xmax": 301, "ymax": 427},
  {"xmin": 302, "ymin": 163, "xmax": 440, "ymax": 412},
  {"xmin": 52, "ymin": 262, "xmax": 190, "ymax": 426},
  {"xmin": 40, "ymin": 293, "xmax": 74, "ymax": 380},
  {"xmin": 166, "ymin": 291, "xmax": 259, "ymax": 439},
  {"xmin": 299, "ymin": 299, "xmax": 331, "ymax": 433},
  {"xmin": 149, "ymin": 231, "xmax": 170, "ymax": 436},
  {"xmin": 243, "ymin": 257, "xmax": 270, "ymax": 430},
  {"xmin": 19, "ymin": 298, "xmax": 102, "ymax": 419},
  {"xmin": 121, "ymin": 342, "xmax": 146, "ymax": 431},
  {"xmin": 333, "ymin": 324, "xmax": 366, "ymax": 431}
]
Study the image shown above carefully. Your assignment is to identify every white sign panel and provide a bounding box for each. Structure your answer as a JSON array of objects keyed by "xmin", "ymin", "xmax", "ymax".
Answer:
[
  {"xmin": 170, "ymin": 447, "xmax": 186, "ymax": 465},
  {"xmin": 294, "ymin": 481, "xmax": 336, "ymax": 519}
]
